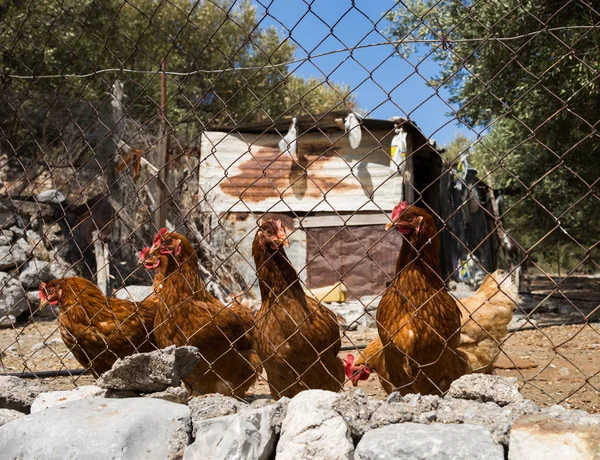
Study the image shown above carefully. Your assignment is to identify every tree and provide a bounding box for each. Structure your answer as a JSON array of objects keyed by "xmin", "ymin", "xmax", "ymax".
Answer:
[
  {"xmin": 388, "ymin": 1, "xmax": 599, "ymax": 269},
  {"xmin": 442, "ymin": 133, "xmax": 473, "ymax": 164},
  {"xmin": 0, "ymin": 0, "xmax": 357, "ymax": 162}
]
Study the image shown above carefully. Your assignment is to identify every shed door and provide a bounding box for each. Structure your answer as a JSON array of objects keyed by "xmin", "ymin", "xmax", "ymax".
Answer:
[{"xmin": 305, "ymin": 225, "xmax": 402, "ymax": 299}]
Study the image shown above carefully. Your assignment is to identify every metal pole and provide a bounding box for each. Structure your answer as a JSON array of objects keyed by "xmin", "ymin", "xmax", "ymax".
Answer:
[{"xmin": 155, "ymin": 58, "xmax": 169, "ymax": 230}]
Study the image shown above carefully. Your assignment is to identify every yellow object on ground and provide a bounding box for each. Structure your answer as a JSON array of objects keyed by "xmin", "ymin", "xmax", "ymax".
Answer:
[{"xmin": 305, "ymin": 282, "xmax": 346, "ymax": 303}]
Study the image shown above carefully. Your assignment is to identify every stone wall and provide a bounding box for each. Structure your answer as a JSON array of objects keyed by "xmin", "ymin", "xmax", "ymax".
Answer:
[
  {"xmin": 0, "ymin": 190, "xmax": 77, "ymax": 328},
  {"xmin": 1, "ymin": 362, "xmax": 598, "ymax": 459}
]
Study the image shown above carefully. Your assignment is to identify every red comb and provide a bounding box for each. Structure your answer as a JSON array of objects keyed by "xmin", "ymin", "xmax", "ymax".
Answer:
[
  {"xmin": 39, "ymin": 282, "xmax": 47, "ymax": 301},
  {"xmin": 342, "ymin": 354, "xmax": 355, "ymax": 378},
  {"xmin": 391, "ymin": 201, "xmax": 408, "ymax": 221},
  {"xmin": 152, "ymin": 228, "xmax": 168, "ymax": 245},
  {"xmin": 139, "ymin": 247, "xmax": 150, "ymax": 259}
]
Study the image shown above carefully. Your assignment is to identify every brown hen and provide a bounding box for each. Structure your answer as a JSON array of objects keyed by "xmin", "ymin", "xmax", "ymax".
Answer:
[
  {"xmin": 347, "ymin": 270, "xmax": 517, "ymax": 392},
  {"xmin": 141, "ymin": 228, "xmax": 260, "ymax": 397},
  {"xmin": 373, "ymin": 201, "xmax": 469, "ymax": 395},
  {"xmin": 39, "ymin": 277, "xmax": 156, "ymax": 376},
  {"xmin": 252, "ymin": 220, "xmax": 345, "ymax": 399}
]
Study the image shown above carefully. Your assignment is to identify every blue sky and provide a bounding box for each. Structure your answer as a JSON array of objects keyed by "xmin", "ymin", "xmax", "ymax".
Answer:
[{"xmin": 253, "ymin": 0, "xmax": 465, "ymax": 146}]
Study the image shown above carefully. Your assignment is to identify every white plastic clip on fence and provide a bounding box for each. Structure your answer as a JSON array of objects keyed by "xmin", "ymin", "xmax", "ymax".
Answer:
[
  {"xmin": 279, "ymin": 117, "xmax": 298, "ymax": 160},
  {"xmin": 389, "ymin": 127, "xmax": 407, "ymax": 174},
  {"xmin": 344, "ymin": 113, "xmax": 362, "ymax": 149}
]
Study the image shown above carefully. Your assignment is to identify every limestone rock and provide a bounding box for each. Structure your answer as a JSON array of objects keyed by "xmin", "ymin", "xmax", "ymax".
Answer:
[
  {"xmin": 18, "ymin": 258, "xmax": 54, "ymax": 289},
  {"xmin": 0, "ymin": 272, "xmax": 27, "ymax": 318},
  {"xmin": 268, "ymin": 397, "xmax": 289, "ymax": 434},
  {"xmin": 97, "ymin": 346, "xmax": 201, "ymax": 393},
  {"xmin": 30, "ymin": 386, "xmax": 106, "ymax": 413},
  {"xmin": 0, "ymin": 209, "xmax": 16, "ymax": 230},
  {"xmin": 0, "ymin": 230, "xmax": 14, "ymax": 246},
  {"xmin": 329, "ymin": 301, "xmax": 376, "ymax": 330},
  {"xmin": 114, "ymin": 285, "xmax": 155, "ymax": 302},
  {"xmin": 436, "ymin": 397, "xmax": 540, "ymax": 446},
  {"xmin": 0, "ymin": 244, "xmax": 27, "ymax": 270},
  {"xmin": 0, "ymin": 315, "xmax": 16, "ymax": 328},
  {"xmin": 36, "ymin": 189, "xmax": 66, "ymax": 204},
  {"xmin": 509, "ymin": 408, "xmax": 600, "ymax": 460},
  {"xmin": 276, "ymin": 390, "xmax": 354, "ymax": 460},
  {"xmin": 0, "ymin": 408, "xmax": 24, "ymax": 427},
  {"xmin": 145, "ymin": 386, "xmax": 189, "ymax": 405},
  {"xmin": 184, "ymin": 405, "xmax": 276, "ymax": 460},
  {"xmin": 333, "ymin": 390, "xmax": 382, "ymax": 439},
  {"xmin": 448, "ymin": 374, "xmax": 524, "ymax": 406},
  {"xmin": 369, "ymin": 393, "xmax": 440, "ymax": 430},
  {"xmin": 0, "ymin": 397, "xmax": 191, "ymax": 460},
  {"xmin": 355, "ymin": 423, "xmax": 504, "ymax": 460},
  {"xmin": 188, "ymin": 394, "xmax": 247, "ymax": 436},
  {"xmin": 0, "ymin": 376, "xmax": 43, "ymax": 413}
]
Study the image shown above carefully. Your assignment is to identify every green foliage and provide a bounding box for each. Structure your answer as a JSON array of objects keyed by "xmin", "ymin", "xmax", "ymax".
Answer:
[
  {"xmin": 442, "ymin": 133, "xmax": 472, "ymax": 164},
  {"xmin": 390, "ymin": 1, "xmax": 600, "ymax": 258},
  {"xmin": 0, "ymin": 0, "xmax": 356, "ymax": 151}
]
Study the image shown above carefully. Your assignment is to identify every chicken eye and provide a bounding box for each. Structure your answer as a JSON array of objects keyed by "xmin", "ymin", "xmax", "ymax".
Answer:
[{"xmin": 406, "ymin": 214, "xmax": 413, "ymax": 221}]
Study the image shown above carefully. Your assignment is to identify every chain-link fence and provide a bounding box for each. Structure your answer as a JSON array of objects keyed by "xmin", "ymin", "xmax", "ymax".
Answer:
[{"xmin": 0, "ymin": 0, "xmax": 598, "ymax": 411}]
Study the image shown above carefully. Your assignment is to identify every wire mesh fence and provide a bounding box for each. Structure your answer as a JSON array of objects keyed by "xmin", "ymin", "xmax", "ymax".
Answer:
[{"xmin": 0, "ymin": 0, "xmax": 598, "ymax": 411}]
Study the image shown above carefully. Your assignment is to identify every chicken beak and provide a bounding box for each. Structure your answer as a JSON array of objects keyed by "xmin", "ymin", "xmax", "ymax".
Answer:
[
  {"xmin": 277, "ymin": 235, "xmax": 290, "ymax": 247},
  {"xmin": 385, "ymin": 220, "xmax": 394, "ymax": 231}
]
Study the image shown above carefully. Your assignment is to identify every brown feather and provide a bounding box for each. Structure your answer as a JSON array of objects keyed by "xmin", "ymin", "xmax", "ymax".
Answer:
[
  {"xmin": 45, "ymin": 277, "xmax": 156, "ymax": 377},
  {"xmin": 148, "ymin": 231, "xmax": 260, "ymax": 397},
  {"xmin": 376, "ymin": 205, "xmax": 467, "ymax": 395},
  {"xmin": 357, "ymin": 270, "xmax": 517, "ymax": 391},
  {"xmin": 251, "ymin": 221, "xmax": 344, "ymax": 399}
]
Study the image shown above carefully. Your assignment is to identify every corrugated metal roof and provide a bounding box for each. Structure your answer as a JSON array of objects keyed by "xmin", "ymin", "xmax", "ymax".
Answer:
[
  {"xmin": 200, "ymin": 128, "xmax": 404, "ymax": 214},
  {"xmin": 211, "ymin": 111, "xmax": 426, "ymax": 141}
]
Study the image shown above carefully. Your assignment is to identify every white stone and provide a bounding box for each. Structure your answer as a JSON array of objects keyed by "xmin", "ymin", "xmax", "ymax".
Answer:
[
  {"xmin": 0, "ymin": 397, "xmax": 191, "ymax": 460},
  {"xmin": 0, "ymin": 230, "xmax": 14, "ymax": 246},
  {"xmin": 0, "ymin": 408, "xmax": 24, "ymax": 427},
  {"xmin": 18, "ymin": 258, "xmax": 53, "ymax": 289},
  {"xmin": 36, "ymin": 189, "xmax": 66, "ymax": 204},
  {"xmin": 0, "ymin": 272, "xmax": 27, "ymax": 318},
  {"xmin": 97, "ymin": 345, "xmax": 201, "ymax": 392},
  {"xmin": 31, "ymin": 386, "xmax": 106, "ymax": 413},
  {"xmin": 355, "ymin": 423, "xmax": 504, "ymax": 460},
  {"xmin": 114, "ymin": 285, "xmax": 155, "ymax": 302},
  {"xmin": 276, "ymin": 390, "xmax": 354, "ymax": 460},
  {"xmin": 0, "ymin": 315, "xmax": 16, "ymax": 328},
  {"xmin": 0, "ymin": 242, "xmax": 27, "ymax": 270},
  {"xmin": 509, "ymin": 412, "xmax": 600, "ymax": 460},
  {"xmin": 448, "ymin": 374, "xmax": 524, "ymax": 407},
  {"xmin": 184, "ymin": 405, "xmax": 276, "ymax": 460},
  {"xmin": 0, "ymin": 376, "xmax": 43, "ymax": 413},
  {"xmin": 329, "ymin": 301, "xmax": 376, "ymax": 330}
]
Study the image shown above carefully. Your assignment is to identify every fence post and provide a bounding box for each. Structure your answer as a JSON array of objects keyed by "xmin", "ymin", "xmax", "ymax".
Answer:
[{"xmin": 155, "ymin": 58, "xmax": 170, "ymax": 230}]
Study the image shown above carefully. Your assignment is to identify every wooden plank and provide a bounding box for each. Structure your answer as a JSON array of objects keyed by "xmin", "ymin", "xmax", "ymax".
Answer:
[
  {"xmin": 294, "ymin": 213, "xmax": 390, "ymax": 228},
  {"xmin": 155, "ymin": 58, "xmax": 169, "ymax": 230}
]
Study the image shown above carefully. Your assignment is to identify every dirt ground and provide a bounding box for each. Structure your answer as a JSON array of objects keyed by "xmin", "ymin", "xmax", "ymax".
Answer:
[
  {"xmin": 1, "ymin": 318, "xmax": 598, "ymax": 412},
  {"xmin": 339, "ymin": 324, "xmax": 600, "ymax": 413}
]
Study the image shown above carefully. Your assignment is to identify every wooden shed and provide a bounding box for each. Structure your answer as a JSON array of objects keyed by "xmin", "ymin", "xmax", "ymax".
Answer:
[{"xmin": 200, "ymin": 111, "xmax": 448, "ymax": 299}]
